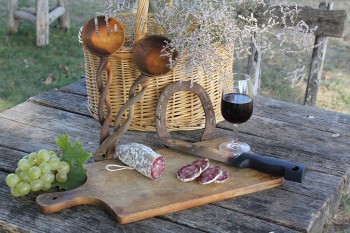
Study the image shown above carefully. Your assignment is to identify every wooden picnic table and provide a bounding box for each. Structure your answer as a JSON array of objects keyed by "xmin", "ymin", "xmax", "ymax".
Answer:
[{"xmin": 0, "ymin": 77, "xmax": 350, "ymax": 232}]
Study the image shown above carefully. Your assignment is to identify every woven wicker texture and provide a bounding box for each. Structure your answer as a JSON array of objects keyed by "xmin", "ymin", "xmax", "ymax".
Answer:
[{"xmin": 83, "ymin": 0, "xmax": 233, "ymax": 131}]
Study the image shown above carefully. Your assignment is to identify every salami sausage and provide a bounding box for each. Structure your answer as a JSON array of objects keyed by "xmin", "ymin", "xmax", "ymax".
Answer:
[
  {"xmin": 113, "ymin": 143, "xmax": 165, "ymax": 179},
  {"xmin": 191, "ymin": 158, "xmax": 209, "ymax": 171},
  {"xmin": 215, "ymin": 168, "xmax": 229, "ymax": 183},
  {"xmin": 176, "ymin": 164, "xmax": 202, "ymax": 182},
  {"xmin": 198, "ymin": 165, "xmax": 222, "ymax": 185}
]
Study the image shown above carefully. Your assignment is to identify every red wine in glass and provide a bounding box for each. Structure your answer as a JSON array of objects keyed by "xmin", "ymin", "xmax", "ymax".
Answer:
[
  {"xmin": 221, "ymin": 93, "xmax": 253, "ymax": 124},
  {"xmin": 219, "ymin": 74, "xmax": 253, "ymax": 155}
]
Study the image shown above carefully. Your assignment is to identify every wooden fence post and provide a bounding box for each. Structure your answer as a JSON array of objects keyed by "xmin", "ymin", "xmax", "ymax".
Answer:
[
  {"xmin": 304, "ymin": 2, "xmax": 333, "ymax": 106},
  {"xmin": 247, "ymin": 37, "xmax": 262, "ymax": 97},
  {"xmin": 7, "ymin": 0, "xmax": 19, "ymax": 33},
  {"xmin": 57, "ymin": 0, "xmax": 70, "ymax": 30},
  {"xmin": 36, "ymin": 0, "xmax": 49, "ymax": 46}
]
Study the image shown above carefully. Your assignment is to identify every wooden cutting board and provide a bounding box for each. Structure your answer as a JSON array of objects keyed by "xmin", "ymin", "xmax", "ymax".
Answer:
[{"xmin": 36, "ymin": 137, "xmax": 284, "ymax": 224}]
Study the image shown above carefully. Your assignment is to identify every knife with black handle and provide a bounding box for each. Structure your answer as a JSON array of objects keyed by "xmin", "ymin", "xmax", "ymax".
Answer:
[
  {"xmin": 162, "ymin": 138, "xmax": 306, "ymax": 183},
  {"xmin": 228, "ymin": 152, "xmax": 305, "ymax": 183}
]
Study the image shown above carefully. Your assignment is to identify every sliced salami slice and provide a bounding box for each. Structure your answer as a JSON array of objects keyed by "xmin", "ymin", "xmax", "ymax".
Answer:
[
  {"xmin": 191, "ymin": 158, "xmax": 209, "ymax": 171},
  {"xmin": 198, "ymin": 165, "xmax": 222, "ymax": 185},
  {"xmin": 114, "ymin": 143, "xmax": 165, "ymax": 179},
  {"xmin": 176, "ymin": 164, "xmax": 202, "ymax": 182},
  {"xmin": 214, "ymin": 168, "xmax": 229, "ymax": 183}
]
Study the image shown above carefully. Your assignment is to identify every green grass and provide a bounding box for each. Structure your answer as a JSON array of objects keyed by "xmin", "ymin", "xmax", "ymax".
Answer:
[
  {"xmin": 0, "ymin": 0, "xmax": 105, "ymax": 112},
  {"xmin": 0, "ymin": 24, "xmax": 83, "ymax": 106}
]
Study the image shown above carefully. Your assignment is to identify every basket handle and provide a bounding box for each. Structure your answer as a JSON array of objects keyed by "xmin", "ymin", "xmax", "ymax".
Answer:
[{"xmin": 134, "ymin": 0, "xmax": 149, "ymax": 44}]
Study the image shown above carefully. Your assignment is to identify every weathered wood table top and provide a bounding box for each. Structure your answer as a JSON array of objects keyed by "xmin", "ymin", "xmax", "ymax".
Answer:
[{"xmin": 1, "ymin": 78, "xmax": 350, "ymax": 233}]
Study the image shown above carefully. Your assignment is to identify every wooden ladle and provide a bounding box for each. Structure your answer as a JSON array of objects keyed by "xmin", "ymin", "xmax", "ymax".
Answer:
[
  {"xmin": 95, "ymin": 34, "xmax": 177, "ymax": 161},
  {"xmin": 82, "ymin": 16, "xmax": 125, "ymax": 146}
]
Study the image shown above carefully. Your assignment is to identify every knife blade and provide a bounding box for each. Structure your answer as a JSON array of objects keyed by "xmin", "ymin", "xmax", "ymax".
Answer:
[{"xmin": 163, "ymin": 138, "xmax": 306, "ymax": 183}]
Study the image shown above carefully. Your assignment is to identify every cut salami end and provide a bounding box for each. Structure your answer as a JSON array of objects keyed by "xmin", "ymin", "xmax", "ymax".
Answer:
[
  {"xmin": 191, "ymin": 158, "xmax": 209, "ymax": 171},
  {"xmin": 176, "ymin": 164, "xmax": 202, "ymax": 182},
  {"xmin": 198, "ymin": 165, "xmax": 223, "ymax": 185},
  {"xmin": 151, "ymin": 157, "xmax": 166, "ymax": 179},
  {"xmin": 114, "ymin": 143, "xmax": 166, "ymax": 180},
  {"xmin": 215, "ymin": 168, "xmax": 229, "ymax": 183}
]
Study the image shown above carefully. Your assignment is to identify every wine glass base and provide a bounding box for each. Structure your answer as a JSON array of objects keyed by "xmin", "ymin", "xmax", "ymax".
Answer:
[{"xmin": 219, "ymin": 141, "xmax": 251, "ymax": 156}]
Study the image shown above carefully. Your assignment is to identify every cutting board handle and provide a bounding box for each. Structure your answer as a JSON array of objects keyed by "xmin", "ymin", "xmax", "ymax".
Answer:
[{"xmin": 36, "ymin": 188, "xmax": 109, "ymax": 214}]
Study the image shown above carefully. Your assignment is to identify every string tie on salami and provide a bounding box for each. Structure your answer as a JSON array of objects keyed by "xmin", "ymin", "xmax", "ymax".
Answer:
[
  {"xmin": 107, "ymin": 143, "xmax": 166, "ymax": 179},
  {"xmin": 106, "ymin": 164, "xmax": 134, "ymax": 171}
]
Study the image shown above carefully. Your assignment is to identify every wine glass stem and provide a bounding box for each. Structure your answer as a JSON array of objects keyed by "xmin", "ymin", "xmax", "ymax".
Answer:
[{"xmin": 233, "ymin": 124, "xmax": 239, "ymax": 143}]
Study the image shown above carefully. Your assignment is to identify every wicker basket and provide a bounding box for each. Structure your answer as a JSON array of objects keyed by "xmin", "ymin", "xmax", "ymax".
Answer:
[{"xmin": 82, "ymin": 0, "xmax": 233, "ymax": 131}]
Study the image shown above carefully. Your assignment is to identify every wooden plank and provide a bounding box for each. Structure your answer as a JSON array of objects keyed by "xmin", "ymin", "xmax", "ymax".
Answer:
[
  {"xmin": 48, "ymin": 6, "xmax": 65, "ymax": 25},
  {"xmin": 161, "ymin": 204, "xmax": 300, "ymax": 233},
  {"xmin": 0, "ymin": 113, "xmax": 163, "ymax": 157},
  {"xmin": 229, "ymin": 114, "xmax": 350, "ymax": 153},
  {"xmin": 281, "ymin": 171, "xmax": 345, "ymax": 223},
  {"xmin": 14, "ymin": 10, "xmax": 36, "ymax": 24},
  {"xmin": 0, "ymin": 172, "xmax": 203, "ymax": 233},
  {"xmin": 254, "ymin": 5, "xmax": 347, "ymax": 38},
  {"xmin": 29, "ymin": 90, "xmax": 91, "ymax": 116},
  {"xmin": 31, "ymin": 85, "xmax": 350, "ymax": 137},
  {"xmin": 160, "ymin": 169, "xmax": 343, "ymax": 232},
  {"xmin": 0, "ymin": 102, "xmax": 99, "ymax": 135},
  {"xmin": 0, "ymin": 117, "xmax": 87, "ymax": 153},
  {"xmin": 215, "ymin": 188, "xmax": 326, "ymax": 232},
  {"xmin": 60, "ymin": 78, "xmax": 87, "ymax": 96},
  {"xmin": 59, "ymin": 79, "xmax": 350, "ymax": 131},
  {"xmin": 169, "ymin": 124, "xmax": 350, "ymax": 183},
  {"xmin": 254, "ymin": 97, "xmax": 350, "ymax": 136},
  {"xmin": 18, "ymin": 7, "xmax": 36, "ymax": 15},
  {"xmin": 0, "ymin": 147, "xmax": 27, "ymax": 173}
]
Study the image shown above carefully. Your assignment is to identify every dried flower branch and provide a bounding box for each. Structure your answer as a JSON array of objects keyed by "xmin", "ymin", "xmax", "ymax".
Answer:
[
  {"xmin": 99, "ymin": 0, "xmax": 317, "ymax": 80},
  {"xmin": 152, "ymin": 0, "xmax": 316, "ymax": 78},
  {"xmin": 97, "ymin": 0, "xmax": 136, "ymax": 18}
]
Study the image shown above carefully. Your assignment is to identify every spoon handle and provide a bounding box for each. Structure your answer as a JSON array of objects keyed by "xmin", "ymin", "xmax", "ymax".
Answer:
[{"xmin": 96, "ymin": 56, "xmax": 112, "ymax": 144}]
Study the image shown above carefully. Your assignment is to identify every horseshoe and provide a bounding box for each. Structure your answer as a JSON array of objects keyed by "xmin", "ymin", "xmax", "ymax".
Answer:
[{"xmin": 155, "ymin": 81, "xmax": 216, "ymax": 144}]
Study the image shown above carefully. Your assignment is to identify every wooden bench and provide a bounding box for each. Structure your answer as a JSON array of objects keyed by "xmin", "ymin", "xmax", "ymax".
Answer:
[
  {"xmin": 247, "ymin": 1, "xmax": 347, "ymax": 106},
  {"xmin": 7, "ymin": 0, "xmax": 70, "ymax": 46}
]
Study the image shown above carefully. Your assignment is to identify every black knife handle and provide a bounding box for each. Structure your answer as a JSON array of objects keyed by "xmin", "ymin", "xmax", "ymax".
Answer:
[{"xmin": 228, "ymin": 152, "xmax": 306, "ymax": 183}]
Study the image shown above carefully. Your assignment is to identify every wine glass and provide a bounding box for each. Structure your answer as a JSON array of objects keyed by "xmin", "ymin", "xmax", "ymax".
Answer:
[{"xmin": 219, "ymin": 73, "xmax": 253, "ymax": 155}]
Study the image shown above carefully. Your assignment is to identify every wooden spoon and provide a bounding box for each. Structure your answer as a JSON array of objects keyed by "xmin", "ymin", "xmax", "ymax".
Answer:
[
  {"xmin": 95, "ymin": 34, "xmax": 177, "ymax": 161},
  {"xmin": 82, "ymin": 16, "xmax": 125, "ymax": 146}
]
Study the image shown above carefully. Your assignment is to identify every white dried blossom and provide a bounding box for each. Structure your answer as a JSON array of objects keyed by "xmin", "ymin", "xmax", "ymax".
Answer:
[
  {"xmin": 284, "ymin": 60, "xmax": 306, "ymax": 87},
  {"xmin": 151, "ymin": 0, "xmax": 316, "ymax": 78},
  {"xmin": 97, "ymin": 0, "xmax": 136, "ymax": 19},
  {"xmin": 99, "ymin": 0, "xmax": 316, "ymax": 81}
]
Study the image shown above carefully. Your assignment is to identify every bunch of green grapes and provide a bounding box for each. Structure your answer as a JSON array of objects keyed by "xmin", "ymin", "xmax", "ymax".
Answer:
[{"xmin": 5, "ymin": 149, "xmax": 70, "ymax": 197}]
